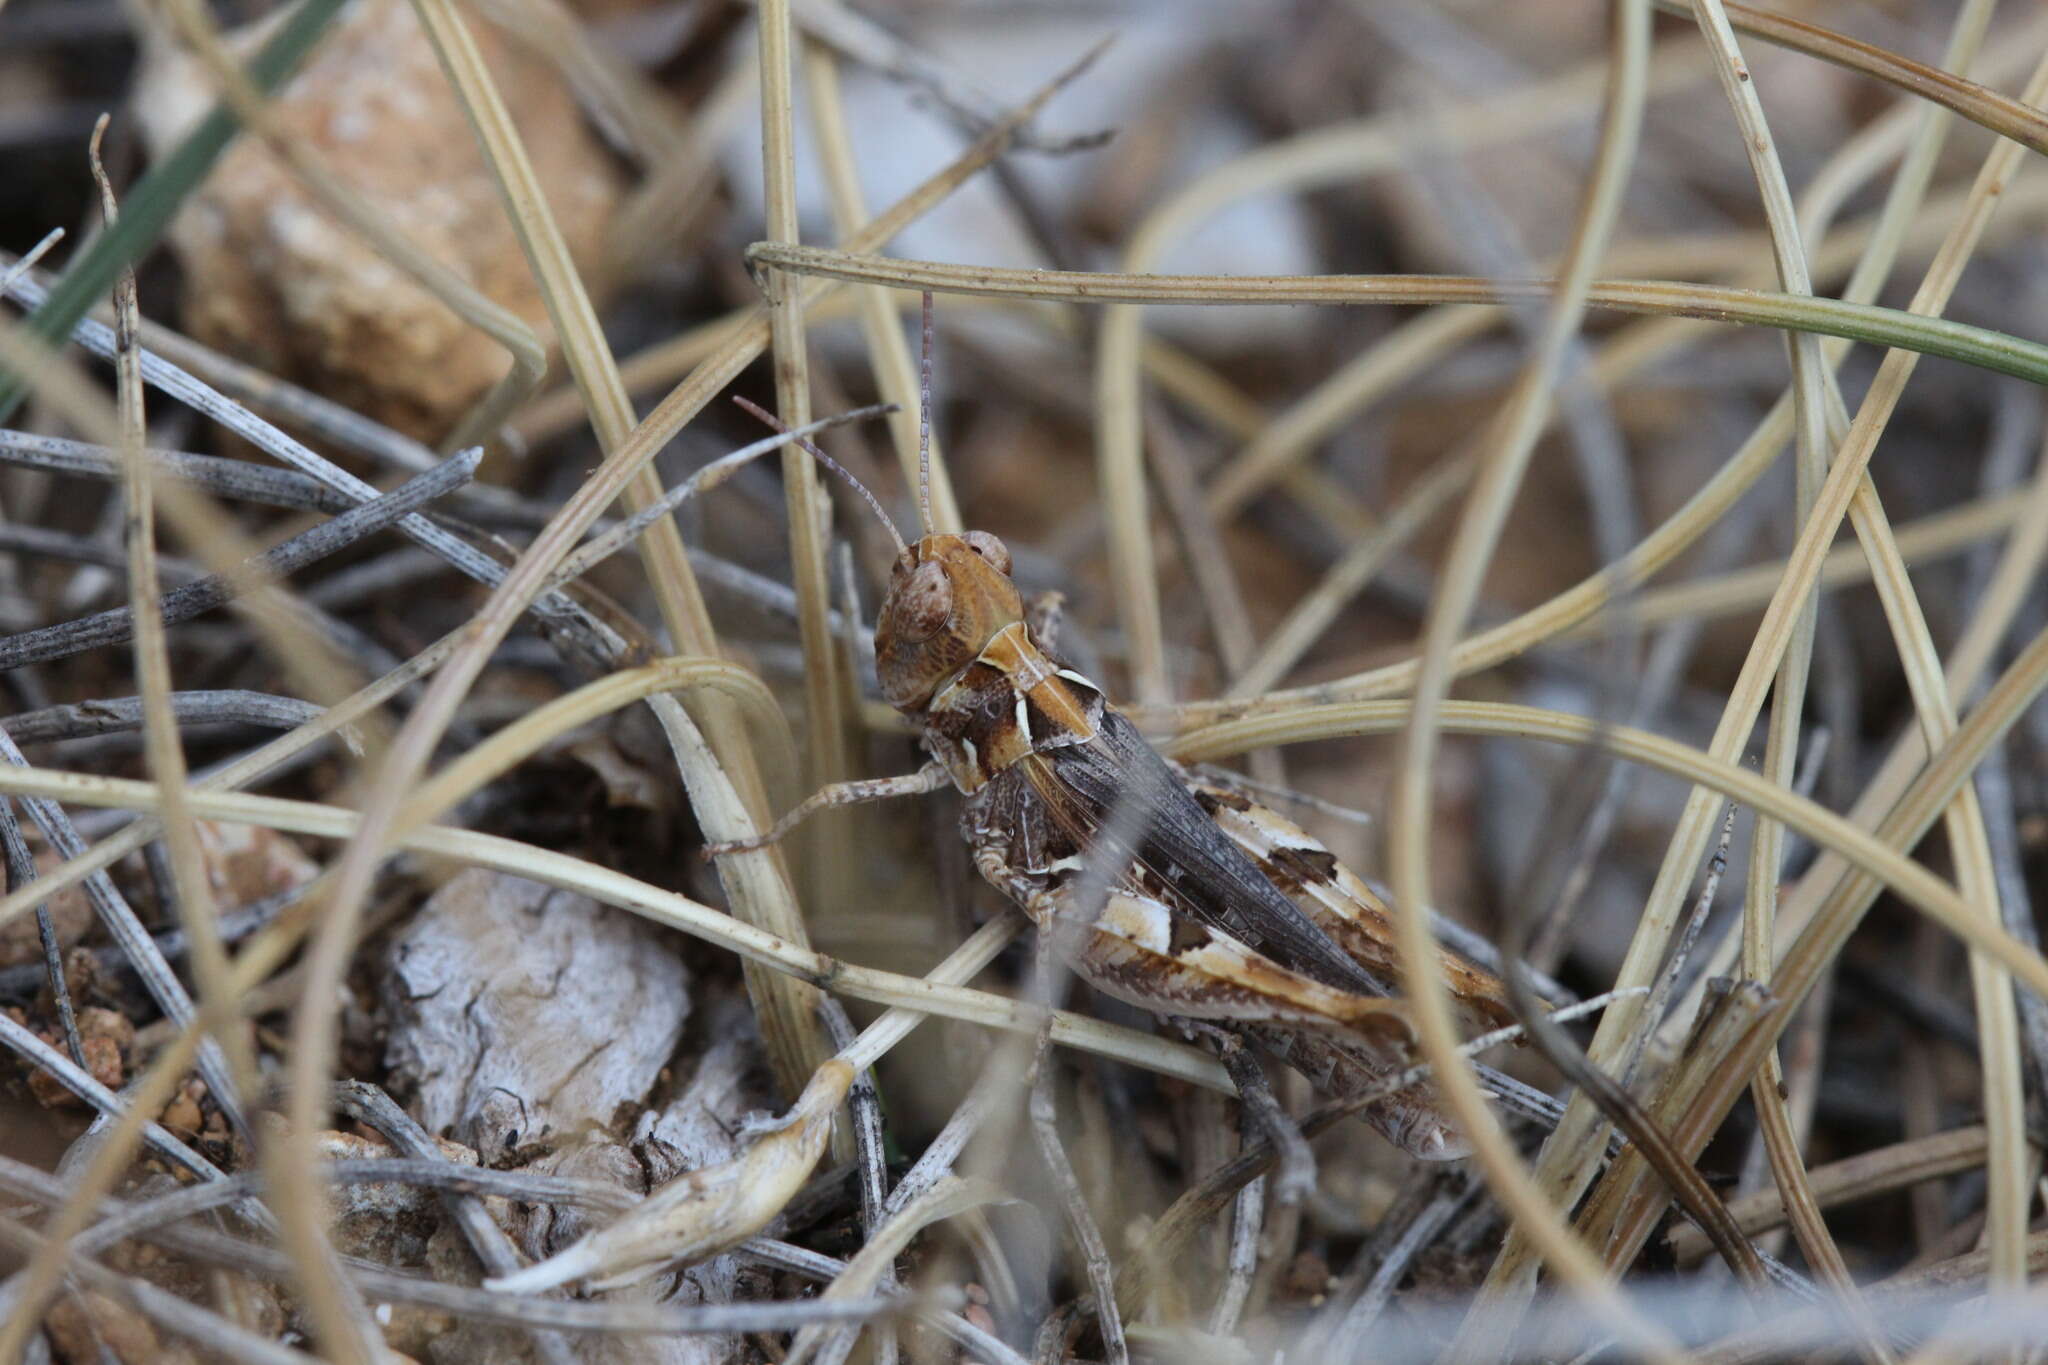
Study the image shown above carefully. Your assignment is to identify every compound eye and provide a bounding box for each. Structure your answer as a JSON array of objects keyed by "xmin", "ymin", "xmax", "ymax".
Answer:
[
  {"xmin": 962, "ymin": 530, "xmax": 1011, "ymax": 576},
  {"xmin": 892, "ymin": 559, "xmax": 954, "ymax": 641}
]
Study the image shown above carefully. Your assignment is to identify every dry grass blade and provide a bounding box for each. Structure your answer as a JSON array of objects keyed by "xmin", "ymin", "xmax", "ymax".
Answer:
[
  {"xmin": 1683, "ymin": 1, "xmax": 1884, "ymax": 1346},
  {"xmin": 1487, "ymin": 0, "xmax": 2017, "ymax": 1320},
  {"xmin": 1666, "ymin": 1126, "xmax": 1995, "ymax": 1263},
  {"xmin": 259, "ymin": 6, "xmax": 834, "ymax": 1350},
  {"xmin": 1585, "ymin": 43, "xmax": 2048, "ymax": 1312},
  {"xmin": 1563, "ymin": 487, "xmax": 2038, "ymax": 636},
  {"xmin": 0, "ymin": 762, "xmax": 1234, "ymax": 1089},
  {"xmin": 1168, "ymin": 696, "xmax": 2048, "ymax": 996},
  {"xmin": 798, "ymin": 5, "xmax": 964, "ymax": 535},
  {"xmin": 275, "ymin": 38, "xmax": 1107, "ymax": 1192},
  {"xmin": 1655, "ymin": 0, "xmax": 2048, "ymax": 155},
  {"xmin": 9, "ymin": 4, "xmax": 2048, "ymax": 1358},
  {"xmin": 1384, "ymin": 4, "xmax": 1671, "ymax": 1357},
  {"xmin": 1585, "ymin": 618, "xmax": 2048, "ymax": 1279},
  {"xmin": 758, "ymin": 0, "xmax": 856, "ymax": 925},
  {"xmin": 0, "ymin": 129, "xmax": 368, "ymax": 1363},
  {"xmin": 781, "ymin": 1175, "xmax": 1012, "ymax": 1365},
  {"xmin": 111, "ymin": 109, "xmax": 348, "ymax": 1345},
  {"xmin": 1498, "ymin": 835, "xmax": 1768, "ymax": 1296},
  {"xmin": 742, "ymin": 246, "xmax": 2048, "ymax": 385}
]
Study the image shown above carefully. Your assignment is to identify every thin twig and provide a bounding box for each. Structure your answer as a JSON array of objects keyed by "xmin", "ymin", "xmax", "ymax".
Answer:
[
  {"xmin": 740, "ymin": 1238, "xmax": 1033, "ymax": 1365},
  {"xmin": 1313, "ymin": 1174, "xmax": 1479, "ymax": 1350},
  {"xmin": 1208, "ymin": 1165, "xmax": 1265, "ymax": 1339},
  {"xmin": 1029, "ymin": 1061, "xmax": 1128, "ymax": 1365},
  {"xmin": 775, "ymin": 0, "xmax": 1111, "ymax": 157},
  {"xmin": 814, "ymin": 999, "xmax": 898, "ymax": 1365},
  {"xmin": 1500, "ymin": 837, "xmax": 1770, "ymax": 1293},
  {"xmin": 0, "ymin": 794, "xmax": 83, "ymax": 1066},
  {"xmin": 0, "ymin": 722, "xmax": 251, "ymax": 1137},
  {"xmin": 333, "ymin": 1080, "xmax": 579, "ymax": 1365},
  {"xmin": 0, "ymin": 450, "xmax": 480, "ymax": 670},
  {"xmin": 742, "ymin": 246, "xmax": 2048, "ymax": 388},
  {"xmin": 1, "ymin": 690, "xmax": 329, "ymax": 745},
  {"xmin": 0, "ymin": 1010, "xmax": 227, "ymax": 1187},
  {"xmin": 0, "ymin": 1215, "xmax": 311, "ymax": 1365}
]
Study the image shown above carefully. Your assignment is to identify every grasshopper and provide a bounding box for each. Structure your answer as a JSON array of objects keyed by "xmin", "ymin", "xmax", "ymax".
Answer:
[{"xmin": 712, "ymin": 301, "xmax": 1517, "ymax": 1166}]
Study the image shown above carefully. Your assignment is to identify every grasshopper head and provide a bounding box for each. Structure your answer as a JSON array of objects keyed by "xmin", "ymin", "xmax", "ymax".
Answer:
[{"xmin": 875, "ymin": 531, "xmax": 1021, "ymax": 710}]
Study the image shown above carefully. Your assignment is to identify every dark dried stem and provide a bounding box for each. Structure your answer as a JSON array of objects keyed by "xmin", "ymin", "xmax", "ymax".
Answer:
[
  {"xmin": 0, "ymin": 449, "xmax": 479, "ymax": 671},
  {"xmin": 1313, "ymin": 1172, "xmax": 1478, "ymax": 1349},
  {"xmin": 1498, "ymin": 785, "xmax": 1769, "ymax": 1292},
  {"xmin": 0, "ymin": 793, "xmax": 83, "ymax": 1067},
  {"xmin": 816, "ymin": 998, "xmax": 898, "ymax": 1365},
  {"xmin": 0, "ymin": 723, "xmax": 251, "ymax": 1140},
  {"xmin": 333, "ymin": 1080, "xmax": 580, "ymax": 1365},
  {"xmin": 1028, "ymin": 1061, "xmax": 1128, "ymax": 1365},
  {"xmin": 1216, "ymin": 1034, "xmax": 1313, "ymax": 1207},
  {"xmin": 1622, "ymin": 802, "xmax": 1738, "ymax": 1090},
  {"xmin": 1207, "ymin": 1127, "xmax": 1264, "ymax": 1338},
  {"xmin": 2, "ymin": 690, "xmax": 329, "ymax": 745}
]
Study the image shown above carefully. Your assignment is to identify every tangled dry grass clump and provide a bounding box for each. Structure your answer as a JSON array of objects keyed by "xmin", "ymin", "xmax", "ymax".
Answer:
[{"xmin": 2, "ymin": 0, "xmax": 2048, "ymax": 1361}]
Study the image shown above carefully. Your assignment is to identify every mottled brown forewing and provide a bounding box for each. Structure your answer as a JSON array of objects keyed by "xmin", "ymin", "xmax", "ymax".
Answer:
[
  {"xmin": 1019, "ymin": 711, "xmax": 1393, "ymax": 999},
  {"xmin": 872, "ymin": 531, "xmax": 1515, "ymax": 1159}
]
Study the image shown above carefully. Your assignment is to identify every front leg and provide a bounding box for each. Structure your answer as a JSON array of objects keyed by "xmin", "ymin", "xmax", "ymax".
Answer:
[{"xmin": 702, "ymin": 762, "xmax": 948, "ymax": 858}]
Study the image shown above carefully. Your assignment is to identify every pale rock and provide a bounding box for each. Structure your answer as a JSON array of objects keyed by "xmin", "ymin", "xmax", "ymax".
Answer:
[
  {"xmin": 193, "ymin": 819, "xmax": 318, "ymax": 907},
  {"xmin": 133, "ymin": 0, "xmax": 623, "ymax": 442},
  {"xmin": 45, "ymin": 1291, "xmax": 159, "ymax": 1365}
]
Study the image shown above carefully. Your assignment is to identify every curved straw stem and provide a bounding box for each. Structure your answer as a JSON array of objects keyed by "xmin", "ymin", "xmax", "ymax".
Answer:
[
  {"xmin": 744, "ymin": 247, "xmax": 2048, "ymax": 387},
  {"xmin": 1374, "ymin": 5, "xmax": 1680, "ymax": 1356}
]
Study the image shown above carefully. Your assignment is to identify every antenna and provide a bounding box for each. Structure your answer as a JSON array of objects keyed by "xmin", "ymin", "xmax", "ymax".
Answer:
[
  {"xmin": 918, "ymin": 290, "xmax": 935, "ymax": 537},
  {"xmin": 731, "ymin": 396, "xmax": 909, "ymax": 558}
]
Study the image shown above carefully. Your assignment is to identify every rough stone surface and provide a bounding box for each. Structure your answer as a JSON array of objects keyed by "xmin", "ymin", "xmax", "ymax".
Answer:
[
  {"xmin": 383, "ymin": 870, "xmax": 690, "ymax": 1165},
  {"xmin": 465, "ymin": 989, "xmax": 768, "ymax": 1365},
  {"xmin": 633, "ymin": 986, "xmax": 769, "ymax": 1185},
  {"xmin": 45, "ymin": 1291, "xmax": 159, "ymax": 1365},
  {"xmin": 134, "ymin": 0, "xmax": 623, "ymax": 442},
  {"xmin": 21, "ymin": 1006, "xmax": 131, "ymax": 1108}
]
